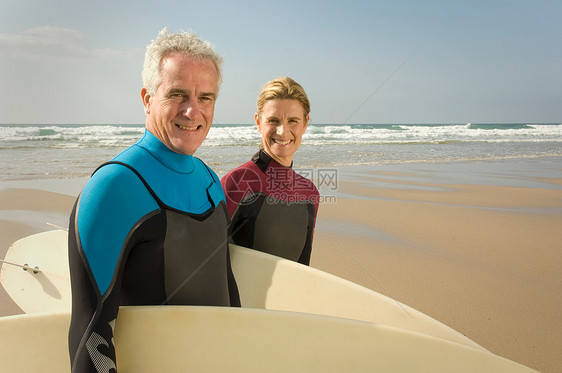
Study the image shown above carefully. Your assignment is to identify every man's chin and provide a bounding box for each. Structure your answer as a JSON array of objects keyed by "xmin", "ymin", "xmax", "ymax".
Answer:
[{"xmin": 169, "ymin": 139, "xmax": 204, "ymax": 155}]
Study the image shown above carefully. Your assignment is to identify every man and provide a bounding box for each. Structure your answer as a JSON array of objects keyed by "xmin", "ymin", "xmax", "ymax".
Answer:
[{"xmin": 68, "ymin": 28, "xmax": 240, "ymax": 372}]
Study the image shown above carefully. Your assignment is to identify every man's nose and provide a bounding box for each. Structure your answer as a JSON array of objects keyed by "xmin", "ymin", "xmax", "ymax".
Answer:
[{"xmin": 182, "ymin": 97, "xmax": 200, "ymax": 119}]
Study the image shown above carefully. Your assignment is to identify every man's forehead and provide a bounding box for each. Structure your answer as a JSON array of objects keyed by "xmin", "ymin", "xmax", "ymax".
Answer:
[
  {"xmin": 160, "ymin": 52, "xmax": 216, "ymax": 73},
  {"xmin": 158, "ymin": 56, "xmax": 218, "ymax": 93}
]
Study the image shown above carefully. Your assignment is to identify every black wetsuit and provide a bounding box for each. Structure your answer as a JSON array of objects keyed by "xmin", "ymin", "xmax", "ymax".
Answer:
[
  {"xmin": 68, "ymin": 130, "xmax": 239, "ymax": 373},
  {"xmin": 221, "ymin": 150, "xmax": 319, "ymax": 265}
]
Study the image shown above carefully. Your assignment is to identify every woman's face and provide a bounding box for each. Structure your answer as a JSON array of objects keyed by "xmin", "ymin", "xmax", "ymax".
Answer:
[{"xmin": 255, "ymin": 99, "xmax": 309, "ymax": 167}]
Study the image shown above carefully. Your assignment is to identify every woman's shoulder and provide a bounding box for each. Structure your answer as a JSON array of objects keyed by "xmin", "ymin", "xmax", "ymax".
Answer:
[
  {"xmin": 293, "ymin": 170, "xmax": 319, "ymax": 195},
  {"xmin": 221, "ymin": 160, "xmax": 262, "ymax": 184}
]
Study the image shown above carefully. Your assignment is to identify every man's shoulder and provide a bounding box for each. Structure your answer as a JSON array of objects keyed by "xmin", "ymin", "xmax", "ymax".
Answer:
[
  {"xmin": 193, "ymin": 157, "xmax": 221, "ymax": 183},
  {"xmin": 77, "ymin": 162, "xmax": 159, "ymax": 236},
  {"xmin": 90, "ymin": 161, "xmax": 142, "ymax": 185},
  {"xmin": 82, "ymin": 162, "xmax": 151, "ymax": 204}
]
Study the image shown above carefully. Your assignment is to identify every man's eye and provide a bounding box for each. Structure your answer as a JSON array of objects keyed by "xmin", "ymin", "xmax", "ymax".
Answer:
[{"xmin": 168, "ymin": 93, "xmax": 186, "ymax": 101}]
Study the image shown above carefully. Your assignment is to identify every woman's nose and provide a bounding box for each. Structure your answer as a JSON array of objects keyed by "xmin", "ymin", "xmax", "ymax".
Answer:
[{"xmin": 276, "ymin": 122, "xmax": 288, "ymax": 135}]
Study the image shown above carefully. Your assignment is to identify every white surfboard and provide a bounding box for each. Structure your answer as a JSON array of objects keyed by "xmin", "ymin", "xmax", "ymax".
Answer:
[
  {"xmin": 0, "ymin": 229, "xmax": 70, "ymax": 314},
  {"xmin": 1, "ymin": 230, "xmax": 488, "ymax": 350},
  {"xmin": 1, "ymin": 230, "xmax": 480, "ymax": 349},
  {"xmin": 230, "ymin": 243, "xmax": 485, "ymax": 350},
  {"xmin": 0, "ymin": 306, "xmax": 537, "ymax": 373}
]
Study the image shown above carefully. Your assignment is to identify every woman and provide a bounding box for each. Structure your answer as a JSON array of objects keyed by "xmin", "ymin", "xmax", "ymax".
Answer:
[{"xmin": 221, "ymin": 77, "xmax": 319, "ymax": 265}]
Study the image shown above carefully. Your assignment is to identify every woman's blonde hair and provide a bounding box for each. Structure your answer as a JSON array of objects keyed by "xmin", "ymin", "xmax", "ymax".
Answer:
[{"xmin": 256, "ymin": 77, "xmax": 310, "ymax": 119}]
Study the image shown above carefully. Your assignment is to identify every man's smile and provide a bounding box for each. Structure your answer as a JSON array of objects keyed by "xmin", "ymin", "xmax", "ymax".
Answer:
[{"xmin": 176, "ymin": 124, "xmax": 200, "ymax": 131}]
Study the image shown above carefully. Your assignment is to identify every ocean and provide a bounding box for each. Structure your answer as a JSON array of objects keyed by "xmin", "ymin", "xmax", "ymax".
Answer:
[{"xmin": 1, "ymin": 122, "xmax": 561, "ymax": 183}]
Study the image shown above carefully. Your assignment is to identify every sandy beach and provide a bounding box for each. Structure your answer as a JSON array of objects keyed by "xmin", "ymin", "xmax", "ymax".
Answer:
[
  {"xmin": 311, "ymin": 164, "xmax": 562, "ymax": 373},
  {"xmin": 1, "ymin": 161, "xmax": 560, "ymax": 372}
]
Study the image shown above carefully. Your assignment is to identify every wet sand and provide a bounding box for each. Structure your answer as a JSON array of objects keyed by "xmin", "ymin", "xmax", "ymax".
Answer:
[{"xmin": 310, "ymin": 166, "xmax": 561, "ymax": 373}]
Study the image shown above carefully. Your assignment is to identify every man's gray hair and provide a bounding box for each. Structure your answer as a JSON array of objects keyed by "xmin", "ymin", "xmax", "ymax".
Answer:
[{"xmin": 142, "ymin": 28, "xmax": 223, "ymax": 95}]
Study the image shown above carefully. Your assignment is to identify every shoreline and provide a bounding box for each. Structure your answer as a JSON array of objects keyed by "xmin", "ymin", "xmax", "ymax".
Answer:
[{"xmin": 0, "ymin": 160, "xmax": 561, "ymax": 372}]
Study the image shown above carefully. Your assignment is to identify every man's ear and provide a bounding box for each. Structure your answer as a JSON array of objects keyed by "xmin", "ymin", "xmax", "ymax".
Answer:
[{"xmin": 141, "ymin": 88, "xmax": 151, "ymax": 114}]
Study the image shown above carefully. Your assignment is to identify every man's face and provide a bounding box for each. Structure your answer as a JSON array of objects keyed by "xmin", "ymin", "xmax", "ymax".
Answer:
[{"xmin": 142, "ymin": 52, "xmax": 218, "ymax": 155}]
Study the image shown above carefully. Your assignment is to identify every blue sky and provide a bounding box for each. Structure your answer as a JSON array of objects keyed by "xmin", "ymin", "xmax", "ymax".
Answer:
[{"xmin": 1, "ymin": 0, "xmax": 561, "ymax": 124}]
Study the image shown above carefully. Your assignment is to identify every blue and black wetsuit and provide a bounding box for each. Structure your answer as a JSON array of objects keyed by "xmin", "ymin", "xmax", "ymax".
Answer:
[{"xmin": 68, "ymin": 130, "xmax": 239, "ymax": 373}]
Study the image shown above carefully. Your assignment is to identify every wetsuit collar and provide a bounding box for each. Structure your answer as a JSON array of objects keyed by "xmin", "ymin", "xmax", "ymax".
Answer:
[
  {"xmin": 138, "ymin": 130, "xmax": 195, "ymax": 173},
  {"xmin": 251, "ymin": 149, "xmax": 293, "ymax": 173}
]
